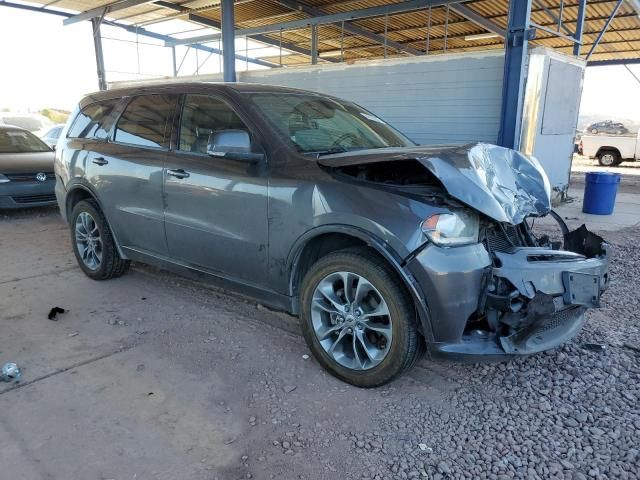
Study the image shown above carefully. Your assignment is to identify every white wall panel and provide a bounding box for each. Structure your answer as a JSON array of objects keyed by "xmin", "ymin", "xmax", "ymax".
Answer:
[{"xmin": 239, "ymin": 51, "xmax": 505, "ymax": 145}]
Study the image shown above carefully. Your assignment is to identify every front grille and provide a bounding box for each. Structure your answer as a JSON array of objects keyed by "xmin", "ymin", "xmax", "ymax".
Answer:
[
  {"xmin": 5, "ymin": 172, "xmax": 55, "ymax": 182},
  {"xmin": 11, "ymin": 194, "xmax": 57, "ymax": 204},
  {"xmin": 533, "ymin": 306, "xmax": 583, "ymax": 335},
  {"xmin": 484, "ymin": 224, "xmax": 526, "ymax": 253}
]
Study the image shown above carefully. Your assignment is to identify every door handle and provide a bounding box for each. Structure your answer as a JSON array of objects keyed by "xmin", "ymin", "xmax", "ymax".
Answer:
[
  {"xmin": 92, "ymin": 157, "xmax": 108, "ymax": 166},
  {"xmin": 167, "ymin": 168, "xmax": 190, "ymax": 179}
]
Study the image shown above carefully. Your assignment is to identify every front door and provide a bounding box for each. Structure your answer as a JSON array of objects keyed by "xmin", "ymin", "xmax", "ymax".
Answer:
[{"xmin": 163, "ymin": 94, "xmax": 269, "ymax": 286}]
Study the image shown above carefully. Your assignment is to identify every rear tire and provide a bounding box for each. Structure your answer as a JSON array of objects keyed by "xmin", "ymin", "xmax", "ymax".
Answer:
[
  {"xmin": 299, "ymin": 247, "xmax": 422, "ymax": 387},
  {"xmin": 597, "ymin": 150, "xmax": 621, "ymax": 167},
  {"xmin": 70, "ymin": 199, "xmax": 130, "ymax": 280}
]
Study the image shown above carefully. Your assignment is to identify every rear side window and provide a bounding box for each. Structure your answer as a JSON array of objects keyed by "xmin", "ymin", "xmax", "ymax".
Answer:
[
  {"xmin": 114, "ymin": 95, "xmax": 176, "ymax": 149},
  {"xmin": 68, "ymin": 99, "xmax": 119, "ymax": 139}
]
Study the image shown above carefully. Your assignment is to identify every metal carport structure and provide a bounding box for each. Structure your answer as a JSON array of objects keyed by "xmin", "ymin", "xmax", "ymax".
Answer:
[{"xmin": 2, "ymin": 0, "xmax": 640, "ymax": 149}]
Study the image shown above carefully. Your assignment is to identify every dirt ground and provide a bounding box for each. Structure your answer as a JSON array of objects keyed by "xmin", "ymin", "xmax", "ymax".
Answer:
[{"xmin": 0, "ymin": 170, "xmax": 638, "ymax": 479}]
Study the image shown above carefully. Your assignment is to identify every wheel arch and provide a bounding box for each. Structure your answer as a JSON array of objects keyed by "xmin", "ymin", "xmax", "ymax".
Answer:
[
  {"xmin": 65, "ymin": 184, "xmax": 128, "ymax": 259},
  {"xmin": 596, "ymin": 147, "xmax": 621, "ymax": 159},
  {"xmin": 287, "ymin": 226, "xmax": 433, "ymax": 340}
]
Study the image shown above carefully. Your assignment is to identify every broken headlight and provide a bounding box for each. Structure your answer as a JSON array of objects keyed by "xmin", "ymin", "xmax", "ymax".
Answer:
[{"xmin": 421, "ymin": 210, "xmax": 479, "ymax": 247}]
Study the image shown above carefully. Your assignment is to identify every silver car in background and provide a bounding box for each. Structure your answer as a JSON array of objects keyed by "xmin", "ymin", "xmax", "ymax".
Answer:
[
  {"xmin": 0, "ymin": 126, "xmax": 56, "ymax": 208},
  {"xmin": 40, "ymin": 124, "xmax": 66, "ymax": 149}
]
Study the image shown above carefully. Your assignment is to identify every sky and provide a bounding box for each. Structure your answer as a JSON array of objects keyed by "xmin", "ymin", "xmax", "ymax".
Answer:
[{"xmin": 0, "ymin": 5, "xmax": 639, "ymax": 121}]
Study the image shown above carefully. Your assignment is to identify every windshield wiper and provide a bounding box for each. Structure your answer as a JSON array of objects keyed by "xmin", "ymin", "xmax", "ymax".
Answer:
[{"xmin": 303, "ymin": 147, "xmax": 351, "ymax": 158}]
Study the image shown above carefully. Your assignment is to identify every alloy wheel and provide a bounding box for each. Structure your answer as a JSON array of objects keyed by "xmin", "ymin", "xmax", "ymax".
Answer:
[
  {"xmin": 310, "ymin": 271, "xmax": 392, "ymax": 370},
  {"xmin": 75, "ymin": 211, "xmax": 103, "ymax": 270}
]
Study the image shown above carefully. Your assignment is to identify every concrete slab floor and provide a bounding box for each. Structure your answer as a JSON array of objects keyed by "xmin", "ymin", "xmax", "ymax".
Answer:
[{"xmin": 540, "ymin": 157, "xmax": 640, "ymax": 233}]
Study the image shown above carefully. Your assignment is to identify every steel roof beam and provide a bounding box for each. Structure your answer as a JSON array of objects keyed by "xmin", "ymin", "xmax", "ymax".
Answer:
[
  {"xmin": 0, "ymin": 1, "xmax": 277, "ymax": 69},
  {"xmin": 271, "ymin": 0, "xmax": 424, "ymax": 56},
  {"xmin": 63, "ymin": 0, "xmax": 154, "ymax": 26},
  {"xmin": 532, "ymin": 0, "xmax": 573, "ymax": 36},
  {"xmin": 167, "ymin": 0, "xmax": 463, "ymax": 47},
  {"xmin": 448, "ymin": 3, "xmax": 505, "ymax": 37},
  {"xmin": 626, "ymin": 0, "xmax": 640, "ymax": 16},
  {"xmin": 187, "ymin": 13, "xmax": 339, "ymax": 63},
  {"xmin": 586, "ymin": 0, "xmax": 624, "ymax": 60}
]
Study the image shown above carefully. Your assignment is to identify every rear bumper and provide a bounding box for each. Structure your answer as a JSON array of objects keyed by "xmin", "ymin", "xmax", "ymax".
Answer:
[
  {"xmin": 406, "ymin": 236, "xmax": 610, "ymax": 360},
  {"xmin": 0, "ymin": 179, "xmax": 57, "ymax": 209}
]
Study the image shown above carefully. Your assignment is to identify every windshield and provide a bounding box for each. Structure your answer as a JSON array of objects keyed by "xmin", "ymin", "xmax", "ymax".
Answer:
[
  {"xmin": 246, "ymin": 93, "xmax": 414, "ymax": 155},
  {"xmin": 0, "ymin": 129, "xmax": 51, "ymax": 153}
]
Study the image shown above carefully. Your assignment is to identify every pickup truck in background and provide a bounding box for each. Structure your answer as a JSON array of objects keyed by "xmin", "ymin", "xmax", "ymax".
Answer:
[{"xmin": 581, "ymin": 131, "xmax": 640, "ymax": 166}]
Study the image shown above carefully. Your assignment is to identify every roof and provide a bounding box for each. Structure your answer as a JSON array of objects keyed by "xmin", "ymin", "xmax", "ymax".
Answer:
[
  {"xmin": 78, "ymin": 81, "xmax": 354, "ymax": 106},
  {"xmin": 9, "ymin": 1, "xmax": 640, "ymax": 64}
]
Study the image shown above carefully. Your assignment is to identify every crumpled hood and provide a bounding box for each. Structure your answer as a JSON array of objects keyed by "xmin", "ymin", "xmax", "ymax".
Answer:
[{"xmin": 318, "ymin": 143, "xmax": 552, "ymax": 225}]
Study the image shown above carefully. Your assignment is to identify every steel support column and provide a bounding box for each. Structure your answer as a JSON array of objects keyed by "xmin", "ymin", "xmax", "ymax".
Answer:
[
  {"xmin": 220, "ymin": 0, "xmax": 237, "ymax": 82},
  {"xmin": 91, "ymin": 17, "xmax": 108, "ymax": 91},
  {"xmin": 497, "ymin": 0, "xmax": 533, "ymax": 149},
  {"xmin": 171, "ymin": 45, "xmax": 177, "ymax": 76},
  {"xmin": 311, "ymin": 24, "xmax": 319, "ymax": 65},
  {"xmin": 573, "ymin": 0, "xmax": 587, "ymax": 55}
]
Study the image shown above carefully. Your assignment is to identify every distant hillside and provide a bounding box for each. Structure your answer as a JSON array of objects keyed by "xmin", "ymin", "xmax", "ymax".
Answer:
[{"xmin": 39, "ymin": 108, "xmax": 71, "ymax": 124}]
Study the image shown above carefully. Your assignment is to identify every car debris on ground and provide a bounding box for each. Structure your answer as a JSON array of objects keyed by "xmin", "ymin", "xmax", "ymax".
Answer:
[
  {"xmin": 47, "ymin": 306, "xmax": 66, "ymax": 320},
  {"xmin": 1, "ymin": 362, "xmax": 22, "ymax": 382}
]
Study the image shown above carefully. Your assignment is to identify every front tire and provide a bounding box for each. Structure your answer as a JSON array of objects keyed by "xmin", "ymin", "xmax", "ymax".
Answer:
[
  {"xmin": 597, "ymin": 150, "xmax": 621, "ymax": 167},
  {"xmin": 70, "ymin": 199, "xmax": 130, "ymax": 280},
  {"xmin": 299, "ymin": 247, "xmax": 422, "ymax": 387}
]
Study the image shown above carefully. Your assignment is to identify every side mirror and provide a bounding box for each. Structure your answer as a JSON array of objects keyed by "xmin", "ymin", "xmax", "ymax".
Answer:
[{"xmin": 207, "ymin": 129, "xmax": 264, "ymax": 163}]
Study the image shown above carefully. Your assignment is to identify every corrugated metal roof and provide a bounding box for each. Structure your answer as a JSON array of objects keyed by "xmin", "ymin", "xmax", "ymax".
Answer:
[{"xmin": 13, "ymin": 0, "xmax": 640, "ymax": 64}]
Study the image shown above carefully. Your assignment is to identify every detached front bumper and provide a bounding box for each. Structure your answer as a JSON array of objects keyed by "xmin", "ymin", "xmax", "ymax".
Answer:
[{"xmin": 405, "ymin": 231, "xmax": 610, "ymax": 360}]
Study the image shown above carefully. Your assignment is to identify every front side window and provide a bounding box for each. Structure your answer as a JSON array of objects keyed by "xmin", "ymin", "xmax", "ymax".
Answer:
[
  {"xmin": 245, "ymin": 93, "xmax": 414, "ymax": 155},
  {"xmin": 68, "ymin": 99, "xmax": 119, "ymax": 139},
  {"xmin": 115, "ymin": 95, "xmax": 176, "ymax": 149},
  {"xmin": 0, "ymin": 129, "xmax": 51, "ymax": 153},
  {"xmin": 179, "ymin": 95, "xmax": 247, "ymax": 154}
]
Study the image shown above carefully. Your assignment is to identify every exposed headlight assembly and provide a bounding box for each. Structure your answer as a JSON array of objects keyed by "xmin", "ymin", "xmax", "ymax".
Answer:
[{"xmin": 421, "ymin": 210, "xmax": 479, "ymax": 247}]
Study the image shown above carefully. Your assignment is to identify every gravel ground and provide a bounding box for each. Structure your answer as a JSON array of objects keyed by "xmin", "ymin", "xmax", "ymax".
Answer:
[
  {"xmin": 347, "ymin": 225, "xmax": 640, "ymax": 480},
  {"xmin": 1, "ymin": 192, "xmax": 639, "ymax": 479}
]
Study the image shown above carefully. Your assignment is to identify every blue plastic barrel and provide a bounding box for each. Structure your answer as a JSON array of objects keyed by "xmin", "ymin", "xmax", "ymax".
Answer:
[{"xmin": 582, "ymin": 172, "xmax": 621, "ymax": 215}]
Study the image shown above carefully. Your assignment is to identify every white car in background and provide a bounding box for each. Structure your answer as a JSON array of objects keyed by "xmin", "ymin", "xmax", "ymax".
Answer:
[
  {"xmin": 0, "ymin": 113, "xmax": 53, "ymax": 138},
  {"xmin": 581, "ymin": 131, "xmax": 640, "ymax": 166}
]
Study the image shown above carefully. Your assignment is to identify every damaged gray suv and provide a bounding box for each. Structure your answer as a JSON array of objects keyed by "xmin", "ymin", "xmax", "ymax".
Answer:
[{"xmin": 55, "ymin": 83, "xmax": 610, "ymax": 387}]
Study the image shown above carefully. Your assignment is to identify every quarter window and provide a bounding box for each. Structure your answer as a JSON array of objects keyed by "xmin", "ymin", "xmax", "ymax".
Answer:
[
  {"xmin": 115, "ymin": 95, "xmax": 176, "ymax": 149},
  {"xmin": 179, "ymin": 95, "xmax": 247, "ymax": 154},
  {"xmin": 67, "ymin": 99, "xmax": 119, "ymax": 139}
]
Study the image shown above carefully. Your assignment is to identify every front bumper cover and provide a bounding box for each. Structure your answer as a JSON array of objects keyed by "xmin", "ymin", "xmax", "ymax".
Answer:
[
  {"xmin": 0, "ymin": 178, "xmax": 57, "ymax": 209},
  {"xmin": 406, "ymin": 227, "xmax": 610, "ymax": 360}
]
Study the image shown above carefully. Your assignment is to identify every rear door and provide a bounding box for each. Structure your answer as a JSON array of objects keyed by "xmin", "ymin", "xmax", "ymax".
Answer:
[
  {"xmin": 85, "ymin": 94, "xmax": 179, "ymax": 256},
  {"xmin": 163, "ymin": 93, "xmax": 269, "ymax": 286}
]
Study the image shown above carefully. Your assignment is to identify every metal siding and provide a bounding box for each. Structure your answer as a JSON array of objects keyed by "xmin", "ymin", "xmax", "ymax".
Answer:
[{"xmin": 239, "ymin": 52, "xmax": 504, "ymax": 145}]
